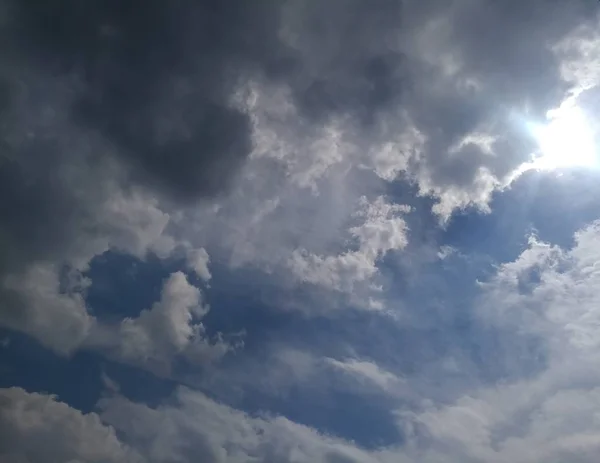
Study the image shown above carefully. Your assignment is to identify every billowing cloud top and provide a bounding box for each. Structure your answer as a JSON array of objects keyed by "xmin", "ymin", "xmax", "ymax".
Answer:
[{"xmin": 1, "ymin": 0, "xmax": 600, "ymax": 462}]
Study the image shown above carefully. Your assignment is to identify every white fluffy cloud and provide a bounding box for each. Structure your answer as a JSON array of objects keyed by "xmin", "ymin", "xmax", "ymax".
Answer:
[
  {"xmin": 289, "ymin": 196, "xmax": 409, "ymax": 294},
  {"xmin": 323, "ymin": 357, "xmax": 406, "ymax": 396},
  {"xmin": 185, "ymin": 247, "xmax": 212, "ymax": 282},
  {"xmin": 480, "ymin": 221, "xmax": 600, "ymax": 352},
  {"xmin": 386, "ymin": 220, "xmax": 600, "ymax": 463},
  {"xmin": 87, "ymin": 272, "xmax": 233, "ymax": 374}
]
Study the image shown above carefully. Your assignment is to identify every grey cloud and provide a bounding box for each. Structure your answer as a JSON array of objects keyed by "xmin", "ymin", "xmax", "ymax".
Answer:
[
  {"xmin": 99, "ymin": 386, "xmax": 380, "ymax": 463},
  {"xmin": 280, "ymin": 0, "xmax": 406, "ymax": 123},
  {"xmin": 3, "ymin": 0, "xmax": 588, "ymax": 318},
  {"xmin": 2, "ymin": 2, "xmax": 600, "ymax": 460},
  {"xmin": 0, "ymin": 387, "xmax": 141, "ymax": 463},
  {"xmin": 0, "ymin": 77, "xmax": 174, "ymax": 351},
  {"xmin": 0, "ymin": 0, "xmax": 415, "ymax": 341},
  {"xmin": 5, "ymin": 0, "xmax": 408, "ymax": 203},
  {"xmin": 393, "ymin": 0, "xmax": 598, "ymax": 217},
  {"xmin": 1, "ymin": 263, "xmax": 94, "ymax": 354},
  {"xmin": 172, "ymin": 0, "xmax": 600, "ymax": 291},
  {"xmin": 6, "ymin": 0, "xmax": 255, "ymax": 201},
  {"xmin": 387, "ymin": 355, "xmax": 600, "ymax": 463}
]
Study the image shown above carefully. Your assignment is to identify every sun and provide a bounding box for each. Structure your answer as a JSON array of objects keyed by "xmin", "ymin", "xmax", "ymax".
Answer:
[{"xmin": 529, "ymin": 104, "xmax": 597, "ymax": 170}]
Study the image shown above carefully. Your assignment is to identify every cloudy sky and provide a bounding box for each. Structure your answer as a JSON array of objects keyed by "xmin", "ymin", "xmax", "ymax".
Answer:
[{"xmin": 2, "ymin": 0, "xmax": 600, "ymax": 462}]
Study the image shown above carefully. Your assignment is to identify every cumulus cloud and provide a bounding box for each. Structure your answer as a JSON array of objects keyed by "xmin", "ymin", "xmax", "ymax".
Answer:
[
  {"xmin": 185, "ymin": 247, "xmax": 212, "ymax": 282},
  {"xmin": 0, "ymin": 387, "xmax": 141, "ymax": 463},
  {"xmin": 151, "ymin": 0, "xmax": 600, "ymax": 291},
  {"xmin": 0, "ymin": 386, "xmax": 377, "ymax": 463},
  {"xmin": 99, "ymin": 386, "xmax": 379, "ymax": 463},
  {"xmin": 1, "ymin": 0, "xmax": 404, "ymax": 207},
  {"xmin": 2, "ymin": 0, "xmax": 592, "ymax": 327},
  {"xmin": 0, "ymin": 70, "xmax": 178, "ymax": 350},
  {"xmin": 346, "ymin": 0, "xmax": 597, "ymax": 220},
  {"xmin": 390, "ymin": 365, "xmax": 600, "ymax": 463},
  {"xmin": 1, "ymin": 263, "xmax": 93, "ymax": 354},
  {"xmin": 88, "ymin": 272, "xmax": 233, "ymax": 374},
  {"xmin": 479, "ymin": 221, "xmax": 600, "ymax": 352},
  {"xmin": 3, "ymin": 0, "xmax": 600, "ymax": 462},
  {"xmin": 0, "ymin": 0, "xmax": 416, "ymax": 338},
  {"xmin": 380, "ymin": 220, "xmax": 600, "ymax": 463},
  {"xmin": 289, "ymin": 196, "xmax": 410, "ymax": 294}
]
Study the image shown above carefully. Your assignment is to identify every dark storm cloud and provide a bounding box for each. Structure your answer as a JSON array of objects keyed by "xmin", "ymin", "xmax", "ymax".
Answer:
[
  {"xmin": 0, "ymin": 0, "xmax": 409, "ymax": 281},
  {"xmin": 0, "ymin": 75, "xmax": 96, "ymax": 274},
  {"xmin": 285, "ymin": 0, "xmax": 406, "ymax": 123},
  {"xmin": 0, "ymin": 0, "xmax": 293, "ymax": 283},
  {"xmin": 4, "ymin": 0, "xmax": 406, "ymax": 201},
  {"xmin": 0, "ymin": 0, "xmax": 410, "ymax": 351},
  {"xmin": 7, "ymin": 0, "xmax": 278, "ymax": 200}
]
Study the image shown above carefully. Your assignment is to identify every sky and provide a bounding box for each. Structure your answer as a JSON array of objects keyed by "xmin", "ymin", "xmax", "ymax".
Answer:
[{"xmin": 2, "ymin": 0, "xmax": 600, "ymax": 462}]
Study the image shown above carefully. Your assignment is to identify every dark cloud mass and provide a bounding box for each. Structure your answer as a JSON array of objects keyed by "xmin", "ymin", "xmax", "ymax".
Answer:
[
  {"xmin": 7, "ymin": 0, "xmax": 272, "ymax": 200},
  {"xmin": 0, "ymin": 0, "xmax": 410, "ymax": 332},
  {"xmin": 4, "ymin": 0, "xmax": 405, "ymax": 200}
]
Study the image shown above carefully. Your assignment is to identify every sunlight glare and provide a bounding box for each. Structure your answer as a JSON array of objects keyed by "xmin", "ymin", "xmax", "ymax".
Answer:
[{"xmin": 530, "ymin": 104, "xmax": 597, "ymax": 170}]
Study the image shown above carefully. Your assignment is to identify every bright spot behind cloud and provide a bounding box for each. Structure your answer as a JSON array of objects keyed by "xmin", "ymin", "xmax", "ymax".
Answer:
[{"xmin": 530, "ymin": 104, "xmax": 597, "ymax": 170}]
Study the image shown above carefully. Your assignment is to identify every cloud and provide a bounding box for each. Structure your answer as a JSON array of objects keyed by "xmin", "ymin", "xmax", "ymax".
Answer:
[
  {"xmin": 185, "ymin": 247, "xmax": 212, "ymax": 282},
  {"xmin": 379, "ymin": 219, "xmax": 600, "ymax": 462},
  {"xmin": 99, "ymin": 386, "xmax": 379, "ymax": 463},
  {"xmin": 151, "ymin": 0, "xmax": 600, "ymax": 293},
  {"xmin": 0, "ymin": 0, "xmax": 277, "ymax": 350},
  {"xmin": 385, "ymin": 354, "xmax": 600, "ymax": 463},
  {"xmin": 88, "ymin": 272, "xmax": 233, "ymax": 374},
  {"xmin": 200, "ymin": 215, "xmax": 600, "ymax": 462},
  {"xmin": 5, "ymin": 0, "xmax": 263, "ymax": 202},
  {"xmin": 249, "ymin": 349, "xmax": 408, "ymax": 399},
  {"xmin": 2, "ymin": 1, "xmax": 600, "ymax": 461},
  {"xmin": 0, "ymin": 387, "xmax": 141, "ymax": 463},
  {"xmin": 9, "ymin": 223, "xmax": 600, "ymax": 463},
  {"xmin": 479, "ymin": 221, "xmax": 600, "ymax": 352},
  {"xmin": 0, "ymin": 0, "xmax": 416, "ymax": 341},
  {"xmin": 553, "ymin": 15, "xmax": 600, "ymax": 90},
  {"xmin": 0, "ymin": 386, "xmax": 379, "ymax": 463},
  {"xmin": 1, "ymin": 0, "xmax": 593, "ymax": 332},
  {"xmin": 2, "ymin": 0, "xmax": 404, "ymax": 205},
  {"xmin": 0, "ymin": 181, "xmax": 174, "ymax": 353},
  {"xmin": 324, "ymin": 357, "xmax": 406, "ymax": 396},
  {"xmin": 382, "ymin": 0, "xmax": 599, "ymax": 219},
  {"xmin": 1, "ymin": 263, "xmax": 94, "ymax": 354},
  {"xmin": 0, "ymin": 72, "xmax": 177, "ymax": 350},
  {"xmin": 289, "ymin": 196, "xmax": 410, "ymax": 294}
]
